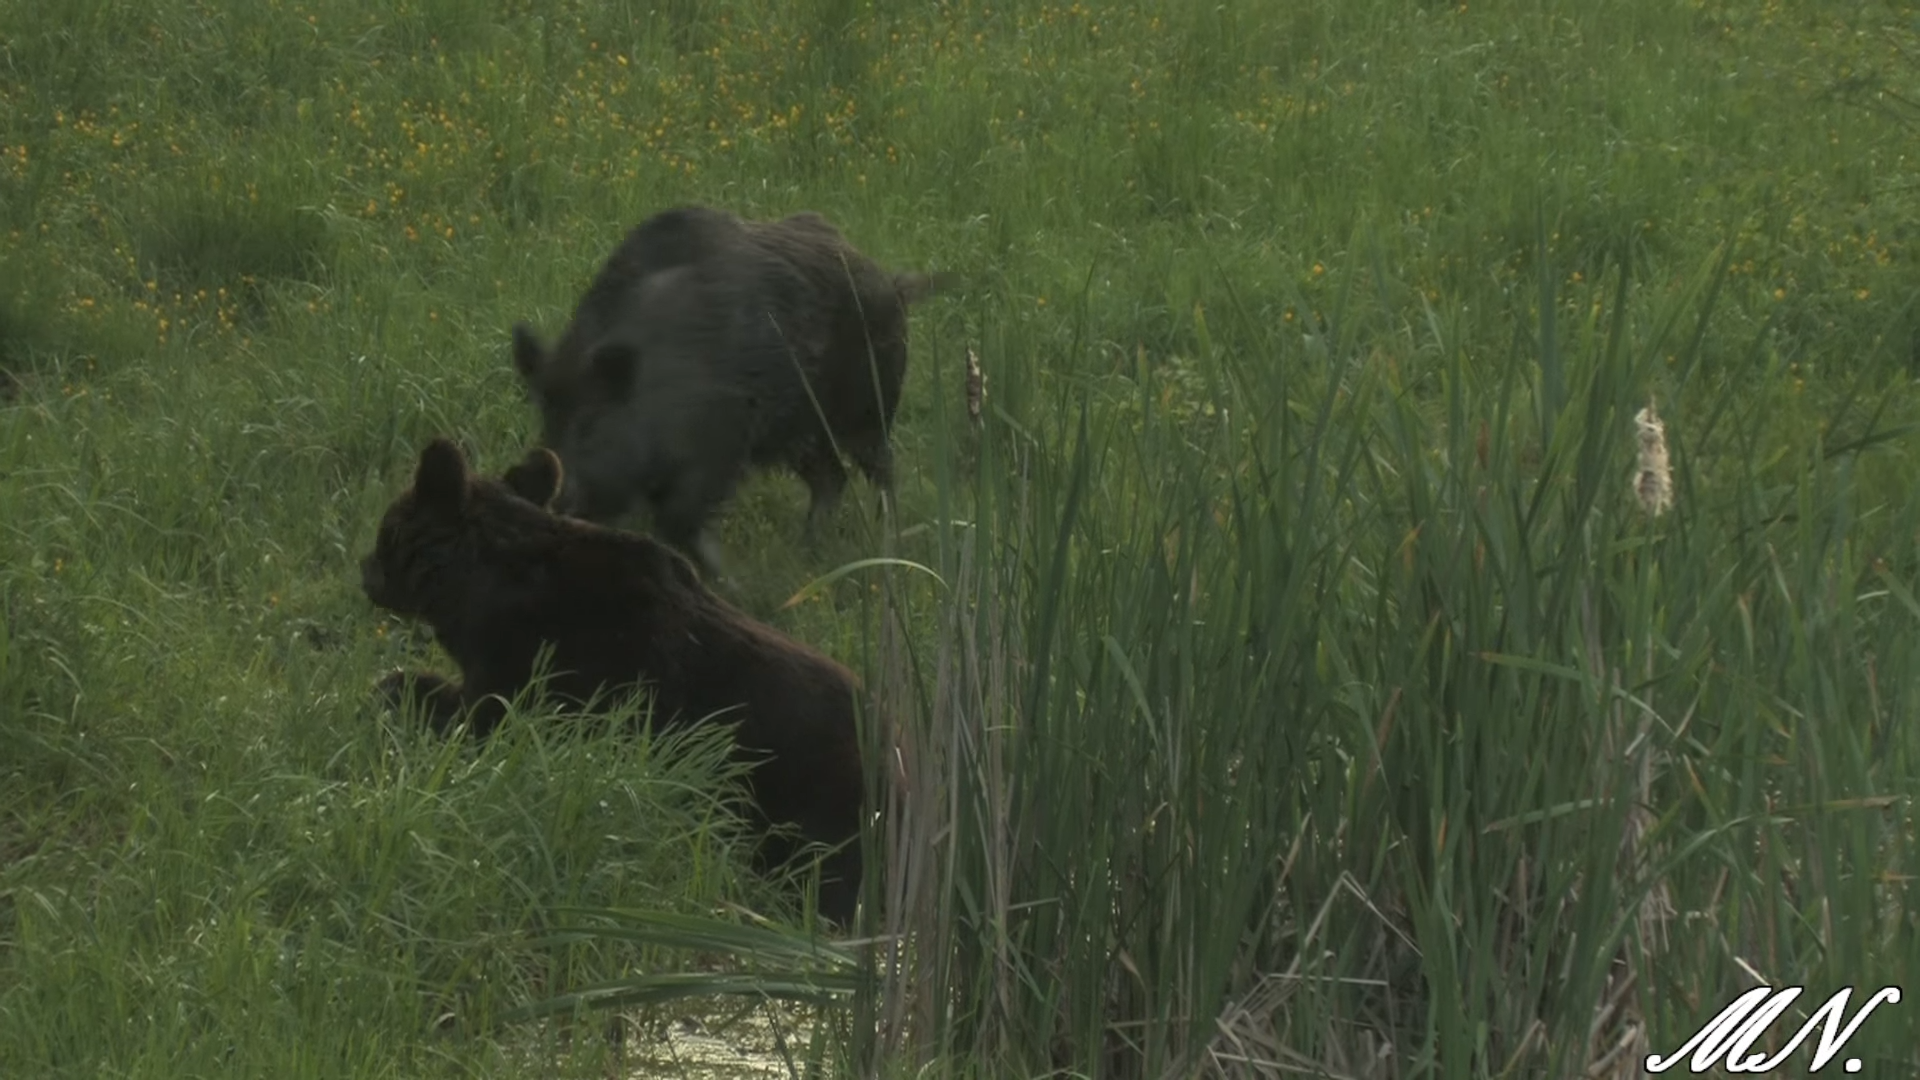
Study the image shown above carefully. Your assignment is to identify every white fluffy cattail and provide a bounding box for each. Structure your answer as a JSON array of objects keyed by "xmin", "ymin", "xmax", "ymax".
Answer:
[
  {"xmin": 1632, "ymin": 399, "xmax": 1673, "ymax": 517},
  {"xmin": 965, "ymin": 348, "xmax": 985, "ymax": 426}
]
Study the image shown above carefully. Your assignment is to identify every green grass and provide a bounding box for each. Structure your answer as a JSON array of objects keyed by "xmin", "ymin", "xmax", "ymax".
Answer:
[{"xmin": 3, "ymin": 0, "xmax": 1919, "ymax": 1075}]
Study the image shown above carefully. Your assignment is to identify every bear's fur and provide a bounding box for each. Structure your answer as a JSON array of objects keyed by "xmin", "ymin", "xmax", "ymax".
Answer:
[
  {"xmin": 361, "ymin": 437, "xmax": 868, "ymax": 923},
  {"xmin": 510, "ymin": 205, "xmax": 951, "ymax": 577}
]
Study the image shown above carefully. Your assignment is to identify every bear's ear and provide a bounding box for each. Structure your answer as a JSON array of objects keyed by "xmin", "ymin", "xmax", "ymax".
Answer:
[
  {"xmin": 589, "ymin": 341, "xmax": 640, "ymax": 397},
  {"xmin": 414, "ymin": 438, "xmax": 471, "ymax": 513},
  {"xmin": 511, "ymin": 323, "xmax": 546, "ymax": 384},
  {"xmin": 503, "ymin": 448, "xmax": 564, "ymax": 508}
]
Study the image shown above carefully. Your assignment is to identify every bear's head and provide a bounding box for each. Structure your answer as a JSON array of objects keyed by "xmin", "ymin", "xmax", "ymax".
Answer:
[{"xmin": 360, "ymin": 438, "xmax": 565, "ymax": 617}]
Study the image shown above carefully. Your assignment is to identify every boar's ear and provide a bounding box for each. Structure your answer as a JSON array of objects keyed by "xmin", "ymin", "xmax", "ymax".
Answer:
[
  {"xmin": 589, "ymin": 341, "xmax": 640, "ymax": 397},
  {"xmin": 414, "ymin": 438, "xmax": 470, "ymax": 513},
  {"xmin": 503, "ymin": 448, "xmax": 564, "ymax": 508},
  {"xmin": 511, "ymin": 323, "xmax": 546, "ymax": 384}
]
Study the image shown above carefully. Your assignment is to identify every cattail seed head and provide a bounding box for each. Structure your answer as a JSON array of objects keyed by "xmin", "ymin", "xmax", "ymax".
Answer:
[
  {"xmin": 965, "ymin": 348, "xmax": 985, "ymax": 425},
  {"xmin": 1633, "ymin": 399, "xmax": 1673, "ymax": 517}
]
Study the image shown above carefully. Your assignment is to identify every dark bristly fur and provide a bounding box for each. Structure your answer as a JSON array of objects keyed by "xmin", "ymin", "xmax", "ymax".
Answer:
[
  {"xmin": 361, "ymin": 437, "xmax": 868, "ymax": 925},
  {"xmin": 511, "ymin": 205, "xmax": 952, "ymax": 577}
]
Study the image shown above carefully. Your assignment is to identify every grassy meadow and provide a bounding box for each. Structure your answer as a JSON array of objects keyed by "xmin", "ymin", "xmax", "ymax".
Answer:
[{"xmin": 3, "ymin": 0, "xmax": 1920, "ymax": 1075}]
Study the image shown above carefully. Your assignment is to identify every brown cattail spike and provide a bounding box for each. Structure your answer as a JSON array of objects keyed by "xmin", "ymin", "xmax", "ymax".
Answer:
[{"xmin": 965, "ymin": 348, "xmax": 985, "ymax": 426}]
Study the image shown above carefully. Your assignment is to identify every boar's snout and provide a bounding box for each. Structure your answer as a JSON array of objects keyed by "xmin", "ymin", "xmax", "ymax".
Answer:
[{"xmin": 359, "ymin": 553, "xmax": 388, "ymax": 605}]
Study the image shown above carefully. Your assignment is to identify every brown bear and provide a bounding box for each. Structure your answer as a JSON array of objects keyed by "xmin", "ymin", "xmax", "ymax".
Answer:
[
  {"xmin": 510, "ymin": 205, "xmax": 952, "ymax": 578},
  {"xmin": 360, "ymin": 436, "xmax": 868, "ymax": 924}
]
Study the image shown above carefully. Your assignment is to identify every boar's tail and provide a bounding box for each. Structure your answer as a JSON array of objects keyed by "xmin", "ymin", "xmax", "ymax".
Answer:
[{"xmin": 894, "ymin": 270, "xmax": 960, "ymax": 305}]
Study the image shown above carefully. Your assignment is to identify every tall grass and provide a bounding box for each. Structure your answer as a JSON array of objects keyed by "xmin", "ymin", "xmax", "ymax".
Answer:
[
  {"xmin": 3, "ymin": 0, "xmax": 1917, "ymax": 1075},
  {"xmin": 864, "ymin": 236, "xmax": 1919, "ymax": 1075}
]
